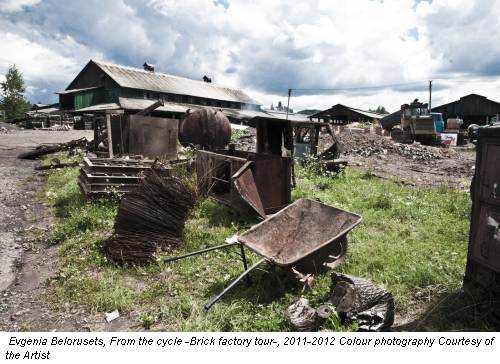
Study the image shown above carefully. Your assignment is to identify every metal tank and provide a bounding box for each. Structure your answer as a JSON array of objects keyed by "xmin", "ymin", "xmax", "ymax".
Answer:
[{"xmin": 179, "ymin": 108, "xmax": 231, "ymax": 149}]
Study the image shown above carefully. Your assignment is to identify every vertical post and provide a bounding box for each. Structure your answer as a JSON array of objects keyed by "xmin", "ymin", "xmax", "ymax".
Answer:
[
  {"xmin": 285, "ymin": 88, "xmax": 296, "ymax": 188},
  {"xmin": 429, "ymin": 80, "xmax": 433, "ymax": 112},
  {"xmin": 93, "ymin": 116, "xmax": 98, "ymax": 152},
  {"xmin": 106, "ymin": 112, "xmax": 114, "ymax": 158}
]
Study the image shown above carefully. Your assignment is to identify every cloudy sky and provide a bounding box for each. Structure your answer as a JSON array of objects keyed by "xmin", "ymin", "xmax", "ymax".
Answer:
[{"xmin": 1, "ymin": 0, "xmax": 500, "ymax": 113}]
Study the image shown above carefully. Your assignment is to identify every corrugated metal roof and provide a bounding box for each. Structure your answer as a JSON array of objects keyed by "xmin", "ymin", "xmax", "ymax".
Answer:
[
  {"xmin": 264, "ymin": 110, "xmax": 313, "ymax": 123},
  {"xmin": 346, "ymin": 107, "xmax": 385, "ymax": 119},
  {"xmin": 76, "ymin": 102, "xmax": 121, "ymax": 112},
  {"xmin": 93, "ymin": 60, "xmax": 260, "ymax": 106},
  {"xmin": 27, "ymin": 107, "xmax": 60, "ymax": 115},
  {"xmin": 118, "ymin": 98, "xmax": 271, "ymax": 119},
  {"xmin": 310, "ymin": 104, "xmax": 385, "ymax": 120},
  {"xmin": 119, "ymin": 98, "xmax": 189, "ymax": 113},
  {"xmin": 74, "ymin": 98, "xmax": 323, "ymax": 126},
  {"xmin": 57, "ymin": 86, "xmax": 101, "ymax": 94}
]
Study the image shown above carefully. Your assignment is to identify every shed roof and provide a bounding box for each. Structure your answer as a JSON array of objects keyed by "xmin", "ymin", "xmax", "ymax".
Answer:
[
  {"xmin": 87, "ymin": 60, "xmax": 260, "ymax": 106},
  {"xmin": 310, "ymin": 104, "xmax": 385, "ymax": 120},
  {"xmin": 75, "ymin": 97, "xmax": 325, "ymax": 126}
]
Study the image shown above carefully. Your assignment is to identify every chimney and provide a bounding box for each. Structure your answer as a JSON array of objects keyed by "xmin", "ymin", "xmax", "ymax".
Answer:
[
  {"xmin": 203, "ymin": 75, "xmax": 212, "ymax": 83},
  {"xmin": 143, "ymin": 62, "xmax": 155, "ymax": 72}
]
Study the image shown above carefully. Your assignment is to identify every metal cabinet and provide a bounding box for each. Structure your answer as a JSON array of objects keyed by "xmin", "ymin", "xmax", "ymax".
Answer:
[{"xmin": 465, "ymin": 125, "xmax": 500, "ymax": 291}]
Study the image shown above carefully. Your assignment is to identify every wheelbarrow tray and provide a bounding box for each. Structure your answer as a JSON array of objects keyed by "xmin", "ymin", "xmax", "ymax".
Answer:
[{"xmin": 237, "ymin": 199, "xmax": 362, "ymax": 267}]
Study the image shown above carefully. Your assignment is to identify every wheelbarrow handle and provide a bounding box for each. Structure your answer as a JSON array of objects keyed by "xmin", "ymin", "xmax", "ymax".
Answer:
[
  {"xmin": 162, "ymin": 241, "xmax": 239, "ymax": 264},
  {"xmin": 204, "ymin": 258, "xmax": 266, "ymax": 310}
]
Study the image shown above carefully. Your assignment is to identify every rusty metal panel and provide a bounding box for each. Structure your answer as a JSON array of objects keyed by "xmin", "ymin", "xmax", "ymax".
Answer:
[
  {"xmin": 196, "ymin": 150, "xmax": 291, "ymax": 216},
  {"xmin": 252, "ymin": 157, "xmax": 291, "ymax": 213},
  {"xmin": 480, "ymin": 143, "xmax": 500, "ymax": 205},
  {"xmin": 238, "ymin": 199, "xmax": 362, "ymax": 267},
  {"xmin": 127, "ymin": 115, "xmax": 178, "ymax": 158},
  {"xmin": 466, "ymin": 125, "xmax": 500, "ymax": 291},
  {"xmin": 233, "ymin": 161, "xmax": 266, "ymax": 218},
  {"xmin": 471, "ymin": 206, "xmax": 500, "ymax": 271}
]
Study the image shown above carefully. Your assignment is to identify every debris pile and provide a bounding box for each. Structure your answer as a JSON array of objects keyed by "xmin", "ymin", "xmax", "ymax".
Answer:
[
  {"xmin": 104, "ymin": 170, "xmax": 198, "ymax": 265},
  {"xmin": 335, "ymin": 129, "xmax": 445, "ymax": 162},
  {"xmin": 286, "ymin": 298, "xmax": 336, "ymax": 331},
  {"xmin": 286, "ymin": 272, "xmax": 394, "ymax": 332},
  {"xmin": 233, "ymin": 128, "xmax": 256, "ymax": 152},
  {"xmin": 328, "ymin": 272, "xmax": 394, "ymax": 331},
  {"xmin": 0, "ymin": 121, "xmax": 19, "ymax": 134}
]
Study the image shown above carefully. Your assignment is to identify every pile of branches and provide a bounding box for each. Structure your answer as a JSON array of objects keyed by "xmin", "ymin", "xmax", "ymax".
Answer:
[{"xmin": 104, "ymin": 170, "xmax": 198, "ymax": 265}]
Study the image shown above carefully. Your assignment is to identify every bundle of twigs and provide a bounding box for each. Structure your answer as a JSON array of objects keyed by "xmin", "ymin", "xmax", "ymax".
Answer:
[{"xmin": 104, "ymin": 169, "xmax": 198, "ymax": 265}]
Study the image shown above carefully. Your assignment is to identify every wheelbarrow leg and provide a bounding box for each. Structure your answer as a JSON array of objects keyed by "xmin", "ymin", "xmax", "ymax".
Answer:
[
  {"xmin": 204, "ymin": 258, "xmax": 266, "ymax": 310},
  {"xmin": 239, "ymin": 245, "xmax": 251, "ymax": 286}
]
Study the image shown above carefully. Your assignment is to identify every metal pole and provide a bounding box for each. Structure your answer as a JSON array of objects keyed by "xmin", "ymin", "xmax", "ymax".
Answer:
[
  {"xmin": 429, "ymin": 80, "xmax": 432, "ymax": 112},
  {"xmin": 162, "ymin": 241, "xmax": 239, "ymax": 264},
  {"xmin": 285, "ymin": 88, "xmax": 291, "ymax": 121},
  {"xmin": 204, "ymin": 258, "xmax": 266, "ymax": 310},
  {"xmin": 286, "ymin": 88, "xmax": 296, "ymax": 188}
]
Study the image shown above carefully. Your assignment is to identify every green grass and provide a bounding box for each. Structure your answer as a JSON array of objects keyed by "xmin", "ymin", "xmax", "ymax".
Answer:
[{"xmin": 39, "ymin": 154, "xmax": 489, "ymax": 331}]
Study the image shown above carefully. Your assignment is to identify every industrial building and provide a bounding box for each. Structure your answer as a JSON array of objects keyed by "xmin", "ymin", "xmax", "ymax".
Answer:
[
  {"xmin": 309, "ymin": 104, "xmax": 385, "ymax": 124},
  {"xmin": 381, "ymin": 94, "xmax": 500, "ymax": 130},
  {"xmin": 57, "ymin": 60, "xmax": 262, "ymax": 117},
  {"xmin": 431, "ymin": 94, "xmax": 500, "ymax": 127}
]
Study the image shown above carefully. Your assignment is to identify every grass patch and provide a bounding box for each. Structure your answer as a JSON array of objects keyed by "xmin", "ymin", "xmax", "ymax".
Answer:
[{"xmin": 40, "ymin": 153, "xmax": 482, "ymax": 331}]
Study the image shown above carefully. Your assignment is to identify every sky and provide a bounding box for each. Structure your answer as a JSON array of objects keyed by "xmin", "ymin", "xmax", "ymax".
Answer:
[{"xmin": 1, "ymin": 0, "xmax": 500, "ymax": 113}]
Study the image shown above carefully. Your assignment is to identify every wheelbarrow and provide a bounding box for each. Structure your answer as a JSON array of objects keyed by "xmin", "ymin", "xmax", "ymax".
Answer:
[{"xmin": 163, "ymin": 198, "xmax": 362, "ymax": 309}]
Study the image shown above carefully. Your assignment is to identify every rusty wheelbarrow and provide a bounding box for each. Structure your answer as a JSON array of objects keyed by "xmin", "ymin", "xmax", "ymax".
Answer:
[{"xmin": 163, "ymin": 198, "xmax": 362, "ymax": 309}]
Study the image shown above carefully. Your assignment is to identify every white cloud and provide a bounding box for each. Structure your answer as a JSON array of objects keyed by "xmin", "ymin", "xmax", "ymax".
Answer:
[
  {"xmin": 0, "ymin": 0, "xmax": 40, "ymax": 12},
  {"xmin": 0, "ymin": 0, "xmax": 499, "ymax": 109}
]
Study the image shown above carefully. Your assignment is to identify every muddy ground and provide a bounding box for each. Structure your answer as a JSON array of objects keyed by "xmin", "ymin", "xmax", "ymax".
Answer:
[{"xmin": 0, "ymin": 127, "xmax": 132, "ymax": 331}]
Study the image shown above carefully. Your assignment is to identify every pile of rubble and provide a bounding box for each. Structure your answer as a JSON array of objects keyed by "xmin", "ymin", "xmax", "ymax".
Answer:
[
  {"xmin": 0, "ymin": 122, "xmax": 19, "ymax": 134},
  {"xmin": 233, "ymin": 128, "xmax": 256, "ymax": 151},
  {"xmin": 332, "ymin": 129, "xmax": 446, "ymax": 162}
]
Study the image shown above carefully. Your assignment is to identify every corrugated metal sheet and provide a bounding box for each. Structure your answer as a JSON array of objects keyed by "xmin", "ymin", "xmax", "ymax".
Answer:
[
  {"xmin": 57, "ymin": 86, "xmax": 101, "ymax": 94},
  {"xmin": 27, "ymin": 107, "xmax": 60, "ymax": 115},
  {"xmin": 75, "ymin": 98, "xmax": 322, "ymax": 126},
  {"xmin": 347, "ymin": 107, "xmax": 385, "ymax": 119},
  {"xmin": 311, "ymin": 104, "xmax": 385, "ymax": 120},
  {"xmin": 93, "ymin": 60, "xmax": 260, "ymax": 106},
  {"xmin": 76, "ymin": 102, "xmax": 120, "ymax": 112},
  {"xmin": 118, "ymin": 98, "xmax": 271, "ymax": 119},
  {"xmin": 265, "ymin": 110, "xmax": 312, "ymax": 123}
]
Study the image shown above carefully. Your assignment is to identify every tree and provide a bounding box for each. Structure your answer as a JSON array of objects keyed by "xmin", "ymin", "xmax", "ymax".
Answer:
[
  {"xmin": 0, "ymin": 65, "xmax": 31, "ymax": 120},
  {"xmin": 369, "ymin": 105, "xmax": 389, "ymax": 114}
]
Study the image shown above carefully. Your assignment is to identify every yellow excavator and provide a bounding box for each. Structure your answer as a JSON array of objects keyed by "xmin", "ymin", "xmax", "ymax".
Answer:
[{"xmin": 390, "ymin": 99, "xmax": 445, "ymax": 145}]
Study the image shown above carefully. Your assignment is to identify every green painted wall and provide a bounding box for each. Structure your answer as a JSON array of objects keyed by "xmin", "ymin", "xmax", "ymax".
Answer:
[{"xmin": 74, "ymin": 89, "xmax": 104, "ymax": 110}]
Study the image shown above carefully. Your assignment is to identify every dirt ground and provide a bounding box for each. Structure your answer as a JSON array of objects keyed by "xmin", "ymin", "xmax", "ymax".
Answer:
[
  {"xmin": 332, "ymin": 129, "xmax": 476, "ymax": 190},
  {"xmin": 0, "ymin": 127, "xmax": 133, "ymax": 331},
  {"xmin": 235, "ymin": 126, "xmax": 476, "ymax": 190}
]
